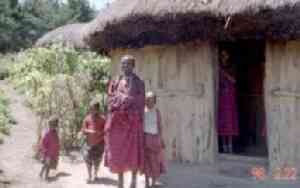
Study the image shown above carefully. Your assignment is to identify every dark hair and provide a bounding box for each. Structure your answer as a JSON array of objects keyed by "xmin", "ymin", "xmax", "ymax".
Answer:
[
  {"xmin": 89, "ymin": 100, "xmax": 100, "ymax": 110},
  {"xmin": 121, "ymin": 55, "xmax": 135, "ymax": 67},
  {"xmin": 48, "ymin": 115, "xmax": 59, "ymax": 127},
  {"xmin": 146, "ymin": 92, "xmax": 157, "ymax": 104}
]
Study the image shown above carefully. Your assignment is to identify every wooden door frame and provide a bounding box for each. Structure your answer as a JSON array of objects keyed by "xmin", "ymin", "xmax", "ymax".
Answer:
[{"xmin": 214, "ymin": 41, "xmax": 269, "ymax": 163}]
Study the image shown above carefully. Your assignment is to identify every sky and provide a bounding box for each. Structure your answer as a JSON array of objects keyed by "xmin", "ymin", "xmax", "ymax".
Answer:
[{"xmin": 88, "ymin": 0, "xmax": 115, "ymax": 10}]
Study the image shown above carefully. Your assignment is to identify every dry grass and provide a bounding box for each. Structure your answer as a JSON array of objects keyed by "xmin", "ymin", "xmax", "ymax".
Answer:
[
  {"xmin": 83, "ymin": 0, "xmax": 300, "ymax": 52},
  {"xmin": 35, "ymin": 23, "xmax": 89, "ymax": 49}
]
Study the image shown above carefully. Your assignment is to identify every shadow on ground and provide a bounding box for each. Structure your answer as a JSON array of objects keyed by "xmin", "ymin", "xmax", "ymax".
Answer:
[
  {"xmin": 47, "ymin": 172, "xmax": 72, "ymax": 182},
  {"xmin": 90, "ymin": 177, "xmax": 118, "ymax": 186},
  {"xmin": 0, "ymin": 169, "xmax": 11, "ymax": 186}
]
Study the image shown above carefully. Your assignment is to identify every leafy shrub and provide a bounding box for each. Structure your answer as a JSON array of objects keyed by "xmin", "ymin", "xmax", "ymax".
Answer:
[
  {"xmin": 8, "ymin": 45, "xmax": 110, "ymax": 150},
  {"xmin": 0, "ymin": 89, "xmax": 11, "ymax": 141},
  {"xmin": 0, "ymin": 54, "xmax": 13, "ymax": 80}
]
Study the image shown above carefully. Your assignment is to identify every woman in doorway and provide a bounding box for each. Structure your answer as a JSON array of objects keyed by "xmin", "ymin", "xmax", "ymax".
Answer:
[{"xmin": 218, "ymin": 50, "xmax": 239, "ymax": 153}]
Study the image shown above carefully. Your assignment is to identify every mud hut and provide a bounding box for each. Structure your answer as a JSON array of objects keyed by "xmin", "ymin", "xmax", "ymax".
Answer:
[
  {"xmin": 85, "ymin": 0, "xmax": 300, "ymax": 171},
  {"xmin": 36, "ymin": 23, "xmax": 89, "ymax": 49}
]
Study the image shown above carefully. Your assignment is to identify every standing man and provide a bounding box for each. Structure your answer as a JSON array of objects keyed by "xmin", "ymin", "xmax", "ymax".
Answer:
[{"xmin": 105, "ymin": 55, "xmax": 145, "ymax": 188}]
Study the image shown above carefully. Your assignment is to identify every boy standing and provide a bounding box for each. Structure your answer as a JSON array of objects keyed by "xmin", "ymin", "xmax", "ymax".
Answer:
[{"xmin": 81, "ymin": 101, "xmax": 105, "ymax": 183}]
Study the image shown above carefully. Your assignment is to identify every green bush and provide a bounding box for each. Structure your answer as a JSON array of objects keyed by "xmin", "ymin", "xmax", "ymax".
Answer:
[
  {"xmin": 0, "ymin": 89, "xmax": 11, "ymax": 137},
  {"xmin": 0, "ymin": 54, "xmax": 13, "ymax": 80},
  {"xmin": 8, "ymin": 45, "xmax": 110, "ymax": 150}
]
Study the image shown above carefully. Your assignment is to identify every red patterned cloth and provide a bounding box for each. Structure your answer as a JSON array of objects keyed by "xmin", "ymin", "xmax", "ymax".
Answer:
[
  {"xmin": 105, "ymin": 74, "xmax": 145, "ymax": 173},
  {"xmin": 144, "ymin": 134, "xmax": 166, "ymax": 178},
  {"xmin": 218, "ymin": 69, "xmax": 239, "ymax": 136},
  {"xmin": 144, "ymin": 109, "xmax": 166, "ymax": 178},
  {"xmin": 39, "ymin": 129, "xmax": 60, "ymax": 161}
]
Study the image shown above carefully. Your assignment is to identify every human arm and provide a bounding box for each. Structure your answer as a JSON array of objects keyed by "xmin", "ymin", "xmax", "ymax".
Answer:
[
  {"xmin": 81, "ymin": 118, "xmax": 96, "ymax": 134},
  {"xmin": 108, "ymin": 76, "xmax": 145, "ymax": 112},
  {"xmin": 40, "ymin": 132, "xmax": 50, "ymax": 158},
  {"xmin": 82, "ymin": 129, "xmax": 96, "ymax": 134},
  {"xmin": 137, "ymin": 81, "xmax": 145, "ymax": 118},
  {"xmin": 221, "ymin": 69, "xmax": 236, "ymax": 83},
  {"xmin": 107, "ymin": 79, "xmax": 130, "ymax": 111},
  {"xmin": 157, "ymin": 109, "xmax": 165, "ymax": 149}
]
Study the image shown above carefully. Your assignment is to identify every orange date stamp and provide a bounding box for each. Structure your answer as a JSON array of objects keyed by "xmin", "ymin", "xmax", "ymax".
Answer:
[{"xmin": 251, "ymin": 166, "xmax": 298, "ymax": 181}]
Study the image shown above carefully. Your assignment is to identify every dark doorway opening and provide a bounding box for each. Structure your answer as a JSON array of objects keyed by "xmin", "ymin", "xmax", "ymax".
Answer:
[{"xmin": 217, "ymin": 40, "xmax": 268, "ymax": 157}]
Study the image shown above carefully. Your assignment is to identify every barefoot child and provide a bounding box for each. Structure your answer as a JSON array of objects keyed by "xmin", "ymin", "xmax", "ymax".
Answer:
[
  {"xmin": 39, "ymin": 116, "xmax": 60, "ymax": 180},
  {"xmin": 144, "ymin": 91, "xmax": 166, "ymax": 188},
  {"xmin": 80, "ymin": 101, "xmax": 105, "ymax": 183}
]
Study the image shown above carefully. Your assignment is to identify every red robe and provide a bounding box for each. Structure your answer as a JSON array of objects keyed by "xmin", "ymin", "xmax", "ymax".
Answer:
[
  {"xmin": 39, "ymin": 129, "xmax": 60, "ymax": 161},
  {"xmin": 105, "ymin": 74, "xmax": 145, "ymax": 173},
  {"xmin": 218, "ymin": 69, "xmax": 239, "ymax": 136},
  {"xmin": 144, "ymin": 109, "xmax": 166, "ymax": 178}
]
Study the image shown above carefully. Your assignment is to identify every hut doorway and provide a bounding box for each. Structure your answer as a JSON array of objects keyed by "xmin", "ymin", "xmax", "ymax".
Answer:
[{"xmin": 217, "ymin": 41, "xmax": 268, "ymax": 158}]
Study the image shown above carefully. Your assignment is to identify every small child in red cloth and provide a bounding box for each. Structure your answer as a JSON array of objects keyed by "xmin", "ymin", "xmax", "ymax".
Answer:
[
  {"xmin": 39, "ymin": 116, "xmax": 60, "ymax": 180},
  {"xmin": 144, "ymin": 91, "xmax": 166, "ymax": 188}
]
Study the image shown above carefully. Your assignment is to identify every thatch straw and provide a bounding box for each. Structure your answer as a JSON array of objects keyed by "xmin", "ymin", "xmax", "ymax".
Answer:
[
  {"xmin": 83, "ymin": 0, "xmax": 300, "ymax": 52},
  {"xmin": 36, "ymin": 23, "xmax": 89, "ymax": 49}
]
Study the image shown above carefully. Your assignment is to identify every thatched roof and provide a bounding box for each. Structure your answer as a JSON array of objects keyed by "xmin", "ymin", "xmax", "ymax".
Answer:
[
  {"xmin": 84, "ymin": 0, "xmax": 300, "ymax": 52},
  {"xmin": 36, "ymin": 23, "xmax": 89, "ymax": 49}
]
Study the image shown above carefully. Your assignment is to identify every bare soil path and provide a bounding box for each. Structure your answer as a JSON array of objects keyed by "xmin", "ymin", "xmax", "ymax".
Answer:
[{"xmin": 0, "ymin": 80, "xmax": 62, "ymax": 188}]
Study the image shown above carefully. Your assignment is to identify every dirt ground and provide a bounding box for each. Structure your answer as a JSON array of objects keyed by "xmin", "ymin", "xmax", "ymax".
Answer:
[{"xmin": 0, "ymin": 80, "xmax": 300, "ymax": 188}]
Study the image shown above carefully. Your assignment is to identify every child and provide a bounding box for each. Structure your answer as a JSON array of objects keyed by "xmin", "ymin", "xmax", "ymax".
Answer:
[
  {"xmin": 39, "ymin": 116, "xmax": 60, "ymax": 181},
  {"xmin": 144, "ymin": 91, "xmax": 166, "ymax": 188},
  {"xmin": 80, "ymin": 100, "xmax": 105, "ymax": 183}
]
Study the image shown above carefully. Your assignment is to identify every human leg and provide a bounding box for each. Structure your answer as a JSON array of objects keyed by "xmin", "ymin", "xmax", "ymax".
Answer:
[
  {"xmin": 228, "ymin": 136, "xmax": 233, "ymax": 153},
  {"xmin": 39, "ymin": 164, "xmax": 47, "ymax": 179},
  {"xmin": 145, "ymin": 175, "xmax": 150, "ymax": 188},
  {"xmin": 93, "ymin": 159, "xmax": 101, "ymax": 180},
  {"xmin": 84, "ymin": 161, "xmax": 92, "ymax": 183},
  {"xmin": 222, "ymin": 136, "xmax": 228, "ymax": 153},
  {"xmin": 130, "ymin": 171, "xmax": 137, "ymax": 188},
  {"xmin": 118, "ymin": 173, "xmax": 124, "ymax": 188}
]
